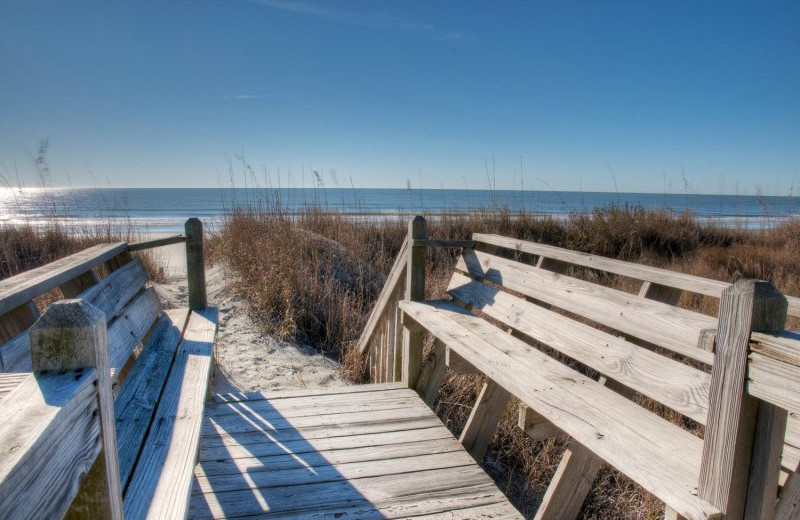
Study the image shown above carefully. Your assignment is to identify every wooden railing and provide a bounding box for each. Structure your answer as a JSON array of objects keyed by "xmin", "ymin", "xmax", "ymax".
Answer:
[{"xmin": 0, "ymin": 218, "xmax": 207, "ymax": 519}]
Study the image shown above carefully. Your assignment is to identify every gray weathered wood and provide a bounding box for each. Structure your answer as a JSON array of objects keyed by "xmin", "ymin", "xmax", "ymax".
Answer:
[
  {"xmin": 459, "ymin": 379, "xmax": 511, "ymax": 461},
  {"xmin": 186, "ymin": 218, "xmax": 207, "ymax": 310},
  {"xmin": 78, "ymin": 258, "xmax": 150, "ymax": 320},
  {"xmin": 446, "ymin": 345, "xmax": 481, "ymax": 375},
  {"xmin": 0, "ymin": 242, "xmax": 127, "ymax": 316},
  {"xmin": 106, "ymin": 287, "xmax": 162, "ymax": 381},
  {"xmin": 518, "ymin": 404, "xmax": 564, "ymax": 441},
  {"xmin": 103, "ymin": 250, "xmax": 133, "ymax": 274},
  {"xmin": 416, "ymin": 340, "xmax": 448, "ymax": 407},
  {"xmin": 30, "ymin": 299, "xmax": 124, "ymax": 520},
  {"xmin": 698, "ymin": 279, "xmax": 787, "ymax": 520},
  {"xmin": 402, "ymin": 216, "xmax": 426, "ymax": 389},
  {"xmin": 124, "ymin": 307, "xmax": 217, "ymax": 520},
  {"xmin": 0, "ymin": 373, "xmax": 28, "ymax": 400},
  {"xmin": 534, "ymin": 440, "xmax": 603, "ymax": 520},
  {"xmin": 128, "ymin": 234, "xmax": 186, "ymax": 252},
  {"xmin": 456, "ymin": 249, "xmax": 716, "ymax": 364},
  {"xmin": 474, "ymin": 233, "xmax": 728, "ymax": 297},
  {"xmin": 0, "ymin": 302, "xmax": 39, "ymax": 345},
  {"xmin": 748, "ymin": 331, "xmax": 800, "ymax": 414},
  {"xmin": 0, "ymin": 368, "xmax": 100, "ymax": 520},
  {"xmin": 776, "ymin": 466, "xmax": 800, "ymax": 520},
  {"xmin": 744, "ymin": 402, "xmax": 787, "ymax": 520},
  {"xmin": 114, "ymin": 308, "xmax": 190, "ymax": 489},
  {"xmin": 401, "ymin": 299, "xmax": 720, "ymax": 520}
]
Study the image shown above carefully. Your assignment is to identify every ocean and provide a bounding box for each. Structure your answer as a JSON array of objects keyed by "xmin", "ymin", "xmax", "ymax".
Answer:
[{"xmin": 0, "ymin": 187, "xmax": 796, "ymax": 234}]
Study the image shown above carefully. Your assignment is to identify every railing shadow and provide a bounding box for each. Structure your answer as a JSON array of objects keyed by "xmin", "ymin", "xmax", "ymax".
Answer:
[{"xmin": 190, "ymin": 394, "xmax": 390, "ymax": 519}]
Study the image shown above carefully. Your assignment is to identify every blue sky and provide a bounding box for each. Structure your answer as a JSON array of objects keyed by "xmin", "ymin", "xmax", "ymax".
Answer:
[{"xmin": 0, "ymin": 1, "xmax": 798, "ymax": 194}]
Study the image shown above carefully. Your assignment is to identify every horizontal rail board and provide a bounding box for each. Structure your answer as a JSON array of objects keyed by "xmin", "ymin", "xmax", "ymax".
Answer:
[
  {"xmin": 128, "ymin": 235, "xmax": 186, "ymax": 252},
  {"xmin": 0, "ymin": 242, "xmax": 128, "ymax": 316},
  {"xmin": 748, "ymin": 331, "xmax": 800, "ymax": 413}
]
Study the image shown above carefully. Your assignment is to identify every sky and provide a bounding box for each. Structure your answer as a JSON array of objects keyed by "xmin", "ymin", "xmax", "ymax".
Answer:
[{"xmin": 0, "ymin": 1, "xmax": 798, "ymax": 194}]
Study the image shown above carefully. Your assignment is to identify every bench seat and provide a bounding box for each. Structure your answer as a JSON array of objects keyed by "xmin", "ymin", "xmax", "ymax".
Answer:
[{"xmin": 400, "ymin": 299, "xmax": 721, "ymax": 520}]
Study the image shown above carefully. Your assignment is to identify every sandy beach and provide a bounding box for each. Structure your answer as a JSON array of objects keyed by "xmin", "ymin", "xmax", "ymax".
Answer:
[{"xmin": 147, "ymin": 240, "xmax": 348, "ymax": 394}]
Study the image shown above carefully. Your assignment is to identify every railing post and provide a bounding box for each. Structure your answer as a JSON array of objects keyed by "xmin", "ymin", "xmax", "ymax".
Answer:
[
  {"xmin": 698, "ymin": 279, "xmax": 786, "ymax": 520},
  {"xmin": 30, "ymin": 299, "xmax": 123, "ymax": 520},
  {"xmin": 186, "ymin": 218, "xmax": 207, "ymax": 310},
  {"xmin": 402, "ymin": 215, "xmax": 426, "ymax": 389}
]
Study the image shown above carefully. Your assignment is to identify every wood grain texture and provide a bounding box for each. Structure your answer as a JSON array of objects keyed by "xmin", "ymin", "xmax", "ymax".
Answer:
[
  {"xmin": 0, "ymin": 372, "xmax": 28, "ymax": 400},
  {"xmin": 518, "ymin": 404, "xmax": 564, "ymax": 442},
  {"xmin": 776, "ymin": 468, "xmax": 800, "ymax": 520},
  {"xmin": 473, "ymin": 234, "xmax": 728, "ymax": 297},
  {"xmin": 0, "ymin": 242, "xmax": 127, "ymax": 316},
  {"xmin": 459, "ymin": 379, "xmax": 511, "ymax": 461},
  {"xmin": 456, "ymin": 249, "xmax": 716, "ymax": 364},
  {"xmin": 123, "ymin": 307, "xmax": 217, "ymax": 520},
  {"xmin": 698, "ymin": 280, "xmax": 787, "ymax": 520},
  {"xmin": 106, "ymin": 287, "xmax": 162, "ymax": 378},
  {"xmin": 0, "ymin": 369, "xmax": 100, "ymax": 520},
  {"xmin": 744, "ymin": 402, "xmax": 787, "ymax": 520},
  {"xmin": 403, "ymin": 216, "xmax": 426, "ymax": 389},
  {"xmin": 416, "ymin": 340, "xmax": 448, "ymax": 407},
  {"xmin": 447, "ymin": 272, "xmax": 711, "ymax": 423},
  {"xmin": 534, "ymin": 440, "xmax": 603, "ymax": 520},
  {"xmin": 114, "ymin": 308, "xmax": 189, "ymax": 489},
  {"xmin": 401, "ymin": 299, "xmax": 720, "ymax": 520},
  {"xmin": 78, "ymin": 258, "xmax": 149, "ymax": 320},
  {"xmin": 748, "ymin": 331, "xmax": 800, "ymax": 414}
]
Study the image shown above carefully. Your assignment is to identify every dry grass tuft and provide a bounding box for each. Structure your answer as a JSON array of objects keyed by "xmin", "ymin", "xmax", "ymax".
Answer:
[{"xmin": 211, "ymin": 204, "xmax": 800, "ymax": 518}]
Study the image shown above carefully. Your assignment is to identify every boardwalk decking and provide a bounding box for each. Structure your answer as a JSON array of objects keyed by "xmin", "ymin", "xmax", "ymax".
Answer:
[{"xmin": 190, "ymin": 382, "xmax": 523, "ymax": 519}]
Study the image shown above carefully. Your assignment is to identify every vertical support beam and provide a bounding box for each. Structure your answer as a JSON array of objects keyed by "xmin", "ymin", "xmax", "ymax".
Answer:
[
  {"xmin": 30, "ymin": 300, "xmax": 123, "ymax": 520},
  {"xmin": 402, "ymin": 216, "xmax": 426, "ymax": 389},
  {"xmin": 415, "ymin": 339, "xmax": 447, "ymax": 408},
  {"xmin": 459, "ymin": 379, "xmax": 511, "ymax": 461},
  {"xmin": 186, "ymin": 218, "xmax": 207, "ymax": 311},
  {"xmin": 698, "ymin": 279, "xmax": 787, "ymax": 520},
  {"xmin": 744, "ymin": 403, "xmax": 787, "ymax": 520},
  {"xmin": 534, "ymin": 440, "xmax": 603, "ymax": 520},
  {"xmin": 775, "ymin": 469, "xmax": 800, "ymax": 520},
  {"xmin": 518, "ymin": 404, "xmax": 563, "ymax": 441}
]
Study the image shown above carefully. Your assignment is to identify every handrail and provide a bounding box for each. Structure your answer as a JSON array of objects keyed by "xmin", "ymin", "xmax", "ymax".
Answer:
[
  {"xmin": 128, "ymin": 234, "xmax": 186, "ymax": 252},
  {"xmin": 357, "ymin": 237, "xmax": 409, "ymax": 354}
]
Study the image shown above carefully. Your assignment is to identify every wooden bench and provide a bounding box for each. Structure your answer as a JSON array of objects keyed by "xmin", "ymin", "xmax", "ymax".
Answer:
[
  {"xmin": 0, "ymin": 218, "xmax": 218, "ymax": 520},
  {"xmin": 358, "ymin": 217, "xmax": 800, "ymax": 520}
]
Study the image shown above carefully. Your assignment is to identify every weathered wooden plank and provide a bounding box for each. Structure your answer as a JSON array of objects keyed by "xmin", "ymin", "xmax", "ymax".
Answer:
[
  {"xmin": 416, "ymin": 340, "xmax": 448, "ymax": 407},
  {"xmin": 114, "ymin": 308, "xmax": 190, "ymax": 490},
  {"xmin": 744, "ymin": 402, "xmax": 787, "ymax": 520},
  {"xmin": 127, "ymin": 234, "xmax": 186, "ymax": 252},
  {"xmin": 403, "ymin": 217, "xmax": 426, "ymax": 388},
  {"xmin": 203, "ymin": 403, "xmax": 437, "ymax": 438},
  {"xmin": 190, "ymin": 466, "xmax": 503, "ymax": 519},
  {"xmin": 401, "ymin": 299, "xmax": 720, "ymax": 520},
  {"xmin": 456, "ymin": 249, "xmax": 716, "ymax": 364},
  {"xmin": 474, "ymin": 234, "xmax": 728, "ymax": 297},
  {"xmin": 196, "ymin": 437, "xmax": 464, "ymax": 478},
  {"xmin": 698, "ymin": 280, "xmax": 786, "ymax": 520},
  {"xmin": 535, "ymin": 440, "xmax": 603, "ymax": 520},
  {"xmin": 199, "ymin": 423, "xmax": 451, "ymax": 462},
  {"xmin": 0, "ymin": 369, "xmax": 100, "ymax": 520},
  {"xmin": 518, "ymin": 404, "xmax": 564, "ymax": 442},
  {"xmin": 107, "ymin": 287, "xmax": 162, "ymax": 379},
  {"xmin": 357, "ymin": 238, "xmax": 409, "ymax": 354},
  {"xmin": 776, "ymin": 468, "xmax": 800, "ymax": 520},
  {"xmin": 123, "ymin": 307, "xmax": 217, "ymax": 520},
  {"xmin": 459, "ymin": 379, "xmax": 511, "ymax": 461},
  {"xmin": 78, "ymin": 258, "xmax": 150, "ymax": 320},
  {"xmin": 0, "ymin": 242, "xmax": 128, "ymax": 316},
  {"xmin": 0, "ymin": 373, "xmax": 28, "ymax": 400},
  {"xmin": 448, "ymin": 272, "xmax": 711, "ymax": 423},
  {"xmin": 30, "ymin": 299, "xmax": 124, "ymax": 520},
  {"xmin": 211, "ymin": 382, "xmax": 402, "ymax": 404},
  {"xmin": 194, "ymin": 450, "xmax": 478, "ymax": 494}
]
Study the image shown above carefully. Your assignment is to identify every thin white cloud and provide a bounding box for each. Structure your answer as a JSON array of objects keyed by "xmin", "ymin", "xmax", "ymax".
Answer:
[{"xmin": 243, "ymin": 0, "xmax": 473, "ymax": 44}]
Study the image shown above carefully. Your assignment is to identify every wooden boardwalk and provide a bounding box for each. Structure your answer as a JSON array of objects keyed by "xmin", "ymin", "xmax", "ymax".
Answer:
[{"xmin": 189, "ymin": 382, "xmax": 522, "ymax": 519}]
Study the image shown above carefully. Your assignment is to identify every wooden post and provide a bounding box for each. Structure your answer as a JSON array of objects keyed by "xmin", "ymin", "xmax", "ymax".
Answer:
[
  {"xmin": 535, "ymin": 440, "xmax": 603, "ymax": 520},
  {"xmin": 459, "ymin": 379, "xmax": 511, "ymax": 461},
  {"xmin": 186, "ymin": 218, "xmax": 207, "ymax": 311},
  {"xmin": 29, "ymin": 300, "xmax": 124, "ymax": 520},
  {"xmin": 402, "ymin": 216, "xmax": 426, "ymax": 389},
  {"xmin": 698, "ymin": 279, "xmax": 787, "ymax": 520}
]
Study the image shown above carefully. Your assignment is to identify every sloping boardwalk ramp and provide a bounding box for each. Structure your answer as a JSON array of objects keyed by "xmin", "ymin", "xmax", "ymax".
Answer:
[{"xmin": 190, "ymin": 383, "xmax": 523, "ymax": 519}]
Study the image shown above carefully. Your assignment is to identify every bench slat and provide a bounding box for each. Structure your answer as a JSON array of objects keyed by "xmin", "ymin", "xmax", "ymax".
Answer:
[
  {"xmin": 457, "ymin": 249, "xmax": 716, "ymax": 365},
  {"xmin": 107, "ymin": 287, "xmax": 162, "ymax": 380},
  {"xmin": 79, "ymin": 258, "xmax": 150, "ymax": 320},
  {"xmin": 401, "ymin": 299, "xmax": 720, "ymax": 520},
  {"xmin": 115, "ymin": 308, "xmax": 190, "ymax": 490},
  {"xmin": 124, "ymin": 307, "xmax": 217, "ymax": 520},
  {"xmin": 448, "ymin": 272, "xmax": 712, "ymax": 424}
]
